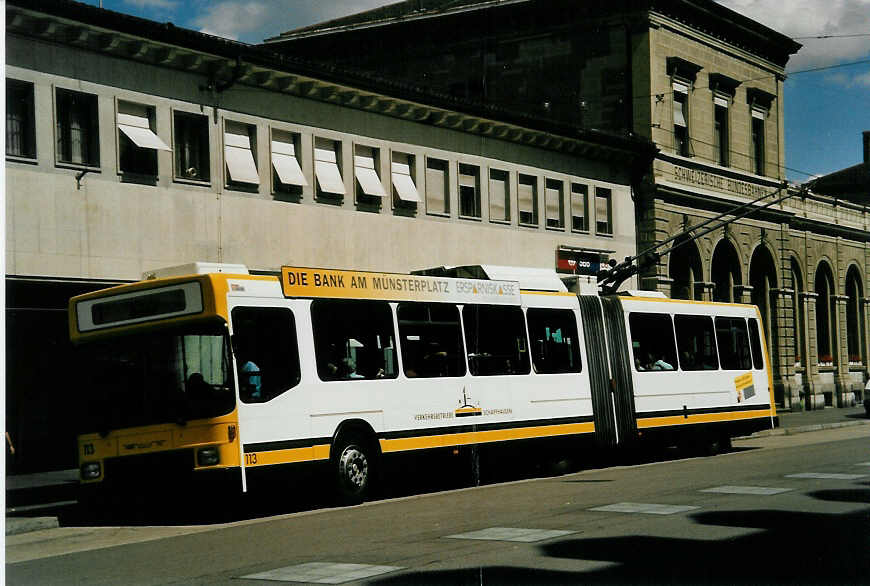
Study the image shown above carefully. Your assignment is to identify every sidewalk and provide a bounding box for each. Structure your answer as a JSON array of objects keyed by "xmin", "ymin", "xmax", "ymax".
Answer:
[{"xmin": 5, "ymin": 405, "xmax": 869, "ymax": 535}]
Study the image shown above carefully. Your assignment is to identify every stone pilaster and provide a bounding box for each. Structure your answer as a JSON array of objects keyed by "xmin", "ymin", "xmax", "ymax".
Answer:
[
  {"xmin": 734, "ymin": 284, "xmax": 754, "ymax": 305},
  {"xmin": 771, "ymin": 288, "xmax": 798, "ymax": 410},
  {"xmin": 695, "ymin": 281, "xmax": 715, "ymax": 302},
  {"xmin": 833, "ymin": 295, "xmax": 855, "ymax": 407},
  {"xmin": 801, "ymin": 291, "xmax": 826, "ymax": 410}
]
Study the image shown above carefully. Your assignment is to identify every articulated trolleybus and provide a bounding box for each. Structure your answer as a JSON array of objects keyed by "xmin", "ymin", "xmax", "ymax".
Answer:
[{"xmin": 72, "ymin": 262, "xmax": 776, "ymax": 504}]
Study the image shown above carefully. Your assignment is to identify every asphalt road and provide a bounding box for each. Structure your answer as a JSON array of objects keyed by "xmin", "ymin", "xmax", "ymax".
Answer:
[{"xmin": 6, "ymin": 426, "xmax": 870, "ymax": 585}]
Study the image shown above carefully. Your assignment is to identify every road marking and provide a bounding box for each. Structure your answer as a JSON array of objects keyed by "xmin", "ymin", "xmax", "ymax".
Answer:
[
  {"xmin": 786, "ymin": 473, "xmax": 868, "ymax": 480},
  {"xmin": 588, "ymin": 502, "xmax": 699, "ymax": 515},
  {"xmin": 701, "ymin": 485, "xmax": 792, "ymax": 495},
  {"xmin": 242, "ymin": 562, "xmax": 403, "ymax": 584},
  {"xmin": 856, "ymin": 462, "xmax": 870, "ymax": 466},
  {"xmin": 445, "ymin": 527, "xmax": 576, "ymax": 543}
]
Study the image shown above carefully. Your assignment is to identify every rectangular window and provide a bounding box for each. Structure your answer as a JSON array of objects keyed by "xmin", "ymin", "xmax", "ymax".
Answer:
[
  {"xmin": 518, "ymin": 174, "xmax": 538, "ymax": 226},
  {"xmin": 425, "ymin": 157, "xmax": 449, "ymax": 215},
  {"xmin": 673, "ymin": 83, "xmax": 689, "ymax": 157},
  {"xmin": 713, "ymin": 98, "xmax": 729, "ymax": 166},
  {"xmin": 354, "ymin": 145, "xmax": 386, "ymax": 202},
  {"xmin": 391, "ymin": 152, "xmax": 420, "ymax": 205},
  {"xmin": 56, "ymin": 88, "xmax": 99, "ymax": 167},
  {"xmin": 751, "ymin": 110, "xmax": 765, "ymax": 175},
  {"xmin": 174, "ymin": 111, "xmax": 210, "ymax": 182},
  {"xmin": 458, "ymin": 163, "xmax": 480, "ymax": 218},
  {"xmin": 231, "ymin": 306, "xmax": 301, "ymax": 403},
  {"xmin": 311, "ymin": 299, "xmax": 397, "ymax": 381},
  {"xmin": 527, "ymin": 308, "xmax": 581, "ymax": 374},
  {"xmin": 224, "ymin": 120, "xmax": 259, "ymax": 186},
  {"xmin": 397, "ymin": 303, "xmax": 465, "ymax": 378},
  {"xmin": 489, "ymin": 169, "xmax": 510, "ymax": 223},
  {"xmin": 545, "ymin": 179, "xmax": 564, "ymax": 229},
  {"xmin": 715, "ymin": 316, "xmax": 752, "ymax": 370},
  {"xmin": 6, "ymin": 79, "xmax": 36, "ymax": 159},
  {"xmin": 674, "ymin": 315, "xmax": 718, "ymax": 371},
  {"xmin": 314, "ymin": 137, "xmax": 345, "ymax": 198},
  {"xmin": 629, "ymin": 313, "xmax": 677, "ymax": 371},
  {"xmin": 463, "ymin": 305, "xmax": 530, "ymax": 376},
  {"xmin": 571, "ymin": 183, "xmax": 588, "ymax": 232},
  {"xmin": 271, "ymin": 129, "xmax": 306, "ymax": 192},
  {"xmin": 595, "ymin": 187, "xmax": 612, "ymax": 235},
  {"xmin": 117, "ymin": 101, "xmax": 170, "ymax": 179},
  {"xmin": 747, "ymin": 318, "xmax": 765, "ymax": 370}
]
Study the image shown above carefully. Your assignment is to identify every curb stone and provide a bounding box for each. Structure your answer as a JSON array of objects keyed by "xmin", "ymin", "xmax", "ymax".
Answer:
[{"xmin": 6, "ymin": 516, "xmax": 59, "ymax": 536}]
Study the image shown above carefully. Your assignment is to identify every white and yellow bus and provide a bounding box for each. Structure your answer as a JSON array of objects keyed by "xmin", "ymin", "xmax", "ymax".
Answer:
[{"xmin": 71, "ymin": 262, "xmax": 776, "ymax": 504}]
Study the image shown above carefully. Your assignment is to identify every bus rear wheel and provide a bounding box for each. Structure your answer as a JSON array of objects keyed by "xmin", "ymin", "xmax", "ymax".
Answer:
[{"xmin": 334, "ymin": 435, "xmax": 375, "ymax": 505}]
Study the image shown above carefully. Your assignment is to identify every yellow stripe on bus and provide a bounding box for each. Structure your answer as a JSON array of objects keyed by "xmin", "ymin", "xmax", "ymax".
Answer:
[
  {"xmin": 244, "ymin": 444, "xmax": 331, "ymax": 467},
  {"xmin": 636, "ymin": 408, "xmax": 774, "ymax": 429},
  {"xmin": 379, "ymin": 422, "xmax": 595, "ymax": 453}
]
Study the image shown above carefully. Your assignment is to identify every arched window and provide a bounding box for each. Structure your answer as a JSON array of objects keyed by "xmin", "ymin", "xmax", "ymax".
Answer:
[
  {"xmin": 669, "ymin": 236, "xmax": 703, "ymax": 300},
  {"xmin": 749, "ymin": 245, "xmax": 778, "ymax": 359},
  {"xmin": 846, "ymin": 266, "xmax": 865, "ymax": 365},
  {"xmin": 791, "ymin": 258, "xmax": 806, "ymax": 368},
  {"xmin": 711, "ymin": 239, "xmax": 741, "ymax": 302},
  {"xmin": 814, "ymin": 262, "xmax": 835, "ymax": 365}
]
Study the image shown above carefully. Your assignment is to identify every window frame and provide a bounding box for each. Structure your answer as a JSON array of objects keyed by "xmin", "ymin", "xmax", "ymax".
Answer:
[
  {"xmin": 391, "ymin": 150, "xmax": 420, "ymax": 208},
  {"xmin": 172, "ymin": 109, "xmax": 211, "ymax": 185},
  {"xmin": 397, "ymin": 302, "xmax": 466, "ymax": 378},
  {"xmin": 595, "ymin": 187, "xmax": 613, "ymax": 236},
  {"xmin": 462, "ymin": 304, "xmax": 531, "ymax": 376},
  {"xmin": 545, "ymin": 178, "xmax": 565, "ymax": 230},
  {"xmin": 715, "ymin": 316, "xmax": 753, "ymax": 371},
  {"xmin": 458, "ymin": 163, "xmax": 481, "ymax": 220},
  {"xmin": 353, "ymin": 143, "xmax": 387, "ymax": 206},
  {"xmin": 6, "ymin": 78, "xmax": 37, "ymax": 161},
  {"xmin": 672, "ymin": 82, "xmax": 690, "ymax": 157},
  {"xmin": 629, "ymin": 312, "xmax": 678, "ymax": 373},
  {"xmin": 54, "ymin": 86, "xmax": 101, "ymax": 169},
  {"xmin": 518, "ymin": 173, "xmax": 539, "ymax": 227},
  {"xmin": 713, "ymin": 97, "xmax": 729, "ymax": 167},
  {"xmin": 270, "ymin": 127, "xmax": 306, "ymax": 196},
  {"xmin": 488, "ymin": 168, "xmax": 511, "ymax": 224},
  {"xmin": 424, "ymin": 156, "xmax": 450, "ymax": 216},
  {"xmin": 674, "ymin": 314, "xmax": 719, "ymax": 371},
  {"xmin": 570, "ymin": 183, "xmax": 589, "ymax": 233},
  {"xmin": 223, "ymin": 119, "xmax": 260, "ymax": 190},
  {"xmin": 313, "ymin": 136, "xmax": 346, "ymax": 200}
]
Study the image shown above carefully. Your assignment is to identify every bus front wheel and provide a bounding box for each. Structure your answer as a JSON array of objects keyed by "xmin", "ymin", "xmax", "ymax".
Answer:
[{"xmin": 333, "ymin": 435, "xmax": 375, "ymax": 505}]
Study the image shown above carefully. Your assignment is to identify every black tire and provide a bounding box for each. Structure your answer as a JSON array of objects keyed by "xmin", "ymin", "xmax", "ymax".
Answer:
[{"xmin": 333, "ymin": 434, "xmax": 376, "ymax": 505}]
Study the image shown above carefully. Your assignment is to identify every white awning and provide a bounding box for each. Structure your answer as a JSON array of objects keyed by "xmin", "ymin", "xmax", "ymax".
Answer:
[
  {"xmin": 672, "ymin": 80, "xmax": 689, "ymax": 94},
  {"xmin": 752, "ymin": 107, "xmax": 766, "ymax": 120},
  {"xmin": 518, "ymin": 179, "xmax": 535, "ymax": 214},
  {"xmin": 391, "ymin": 160, "xmax": 420, "ymax": 202},
  {"xmin": 354, "ymin": 154, "xmax": 386, "ymax": 197},
  {"xmin": 117, "ymin": 112, "xmax": 170, "ymax": 151},
  {"xmin": 314, "ymin": 145, "xmax": 346, "ymax": 195},
  {"xmin": 489, "ymin": 172, "xmax": 508, "ymax": 221},
  {"xmin": 714, "ymin": 95, "xmax": 729, "ymax": 108},
  {"xmin": 224, "ymin": 131, "xmax": 260, "ymax": 185},
  {"xmin": 673, "ymin": 97, "xmax": 687, "ymax": 127},
  {"xmin": 271, "ymin": 140, "xmax": 307, "ymax": 186}
]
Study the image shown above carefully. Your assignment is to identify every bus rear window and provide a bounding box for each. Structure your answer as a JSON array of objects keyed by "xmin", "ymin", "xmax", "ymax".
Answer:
[{"xmin": 747, "ymin": 318, "xmax": 765, "ymax": 370}]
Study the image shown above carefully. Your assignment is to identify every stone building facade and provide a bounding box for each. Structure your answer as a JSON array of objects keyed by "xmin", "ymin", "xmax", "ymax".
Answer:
[{"xmin": 273, "ymin": 0, "xmax": 869, "ymax": 411}]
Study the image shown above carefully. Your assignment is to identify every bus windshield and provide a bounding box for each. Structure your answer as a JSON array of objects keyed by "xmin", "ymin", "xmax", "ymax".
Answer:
[{"xmin": 76, "ymin": 321, "xmax": 235, "ymax": 434}]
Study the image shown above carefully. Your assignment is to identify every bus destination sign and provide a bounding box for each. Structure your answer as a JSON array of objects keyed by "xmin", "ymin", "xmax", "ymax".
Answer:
[{"xmin": 280, "ymin": 266, "xmax": 522, "ymax": 305}]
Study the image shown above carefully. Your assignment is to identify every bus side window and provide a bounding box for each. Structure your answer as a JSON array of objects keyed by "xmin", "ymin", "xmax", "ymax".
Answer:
[
  {"xmin": 230, "ymin": 307, "xmax": 301, "ymax": 403},
  {"xmin": 715, "ymin": 316, "xmax": 753, "ymax": 371},
  {"xmin": 526, "ymin": 308, "xmax": 582, "ymax": 374},
  {"xmin": 747, "ymin": 318, "xmax": 765, "ymax": 370},
  {"xmin": 629, "ymin": 312, "xmax": 677, "ymax": 371},
  {"xmin": 462, "ymin": 305, "xmax": 530, "ymax": 376},
  {"xmin": 674, "ymin": 314, "xmax": 719, "ymax": 371},
  {"xmin": 311, "ymin": 299, "xmax": 398, "ymax": 381},
  {"xmin": 397, "ymin": 302, "xmax": 465, "ymax": 378}
]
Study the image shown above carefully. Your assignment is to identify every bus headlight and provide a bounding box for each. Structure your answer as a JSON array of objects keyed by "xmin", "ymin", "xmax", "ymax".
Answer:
[
  {"xmin": 80, "ymin": 462, "xmax": 102, "ymax": 480},
  {"xmin": 196, "ymin": 447, "xmax": 220, "ymax": 467}
]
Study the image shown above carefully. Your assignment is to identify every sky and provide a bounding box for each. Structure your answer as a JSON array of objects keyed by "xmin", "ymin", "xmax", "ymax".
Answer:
[{"xmin": 92, "ymin": 0, "xmax": 870, "ymax": 183}]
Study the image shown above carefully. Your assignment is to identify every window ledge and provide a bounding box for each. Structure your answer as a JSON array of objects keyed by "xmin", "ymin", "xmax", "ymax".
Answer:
[
  {"xmin": 596, "ymin": 232, "xmax": 614, "ymax": 238},
  {"xmin": 546, "ymin": 225, "xmax": 566, "ymax": 232},
  {"xmin": 489, "ymin": 219, "xmax": 511, "ymax": 226},
  {"xmin": 174, "ymin": 177, "xmax": 212, "ymax": 188},
  {"xmin": 6, "ymin": 155, "xmax": 38, "ymax": 165},
  {"xmin": 459, "ymin": 215, "xmax": 482, "ymax": 222},
  {"xmin": 426, "ymin": 211, "xmax": 450, "ymax": 219},
  {"xmin": 519, "ymin": 222, "xmax": 539, "ymax": 229},
  {"xmin": 571, "ymin": 229, "xmax": 591, "ymax": 235},
  {"xmin": 56, "ymin": 162, "xmax": 101, "ymax": 173}
]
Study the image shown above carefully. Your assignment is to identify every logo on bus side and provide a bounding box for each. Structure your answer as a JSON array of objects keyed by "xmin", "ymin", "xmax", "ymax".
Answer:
[
  {"xmin": 734, "ymin": 372, "xmax": 755, "ymax": 402},
  {"xmin": 413, "ymin": 388, "xmax": 513, "ymax": 421}
]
